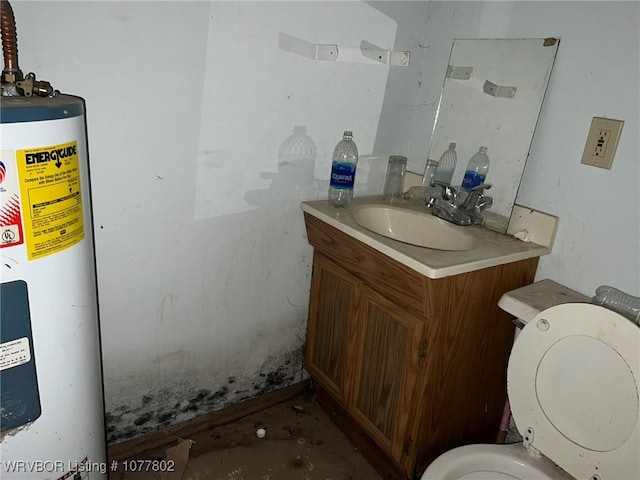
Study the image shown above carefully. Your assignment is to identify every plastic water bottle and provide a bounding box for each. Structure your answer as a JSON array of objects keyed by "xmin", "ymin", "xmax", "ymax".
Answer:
[
  {"xmin": 433, "ymin": 143, "xmax": 457, "ymax": 185},
  {"xmin": 592, "ymin": 285, "xmax": 640, "ymax": 325},
  {"xmin": 461, "ymin": 146, "xmax": 490, "ymax": 192},
  {"xmin": 328, "ymin": 131, "xmax": 358, "ymax": 208}
]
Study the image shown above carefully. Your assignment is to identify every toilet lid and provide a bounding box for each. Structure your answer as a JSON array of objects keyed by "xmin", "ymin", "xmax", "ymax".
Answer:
[{"xmin": 508, "ymin": 303, "xmax": 640, "ymax": 480}]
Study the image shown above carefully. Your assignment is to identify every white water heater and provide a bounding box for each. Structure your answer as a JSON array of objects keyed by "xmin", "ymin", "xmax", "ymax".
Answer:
[{"xmin": 0, "ymin": 94, "xmax": 107, "ymax": 479}]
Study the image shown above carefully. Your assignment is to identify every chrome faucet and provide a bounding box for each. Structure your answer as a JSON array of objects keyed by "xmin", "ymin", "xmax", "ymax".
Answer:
[
  {"xmin": 427, "ymin": 181, "xmax": 471, "ymax": 226},
  {"xmin": 460, "ymin": 183, "xmax": 493, "ymax": 225},
  {"xmin": 426, "ymin": 181, "xmax": 493, "ymax": 226}
]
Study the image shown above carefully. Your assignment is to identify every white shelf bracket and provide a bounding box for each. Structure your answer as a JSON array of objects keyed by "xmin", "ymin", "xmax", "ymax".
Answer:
[
  {"xmin": 483, "ymin": 80, "xmax": 517, "ymax": 98},
  {"xmin": 447, "ymin": 65, "xmax": 473, "ymax": 80},
  {"xmin": 316, "ymin": 44, "xmax": 339, "ymax": 61},
  {"xmin": 279, "ymin": 33, "xmax": 410, "ymax": 67},
  {"xmin": 315, "ymin": 44, "xmax": 410, "ymax": 66}
]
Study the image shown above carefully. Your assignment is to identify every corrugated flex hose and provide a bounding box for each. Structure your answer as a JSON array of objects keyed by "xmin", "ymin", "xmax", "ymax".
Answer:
[
  {"xmin": 1, "ymin": 0, "xmax": 20, "ymax": 75},
  {"xmin": 592, "ymin": 285, "xmax": 640, "ymax": 325}
]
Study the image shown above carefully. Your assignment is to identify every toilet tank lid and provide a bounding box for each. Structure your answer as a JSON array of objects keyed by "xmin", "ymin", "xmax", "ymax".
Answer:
[{"xmin": 498, "ymin": 279, "xmax": 590, "ymax": 324}]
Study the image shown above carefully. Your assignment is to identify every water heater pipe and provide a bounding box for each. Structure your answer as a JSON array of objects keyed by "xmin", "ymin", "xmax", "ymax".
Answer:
[
  {"xmin": 0, "ymin": 0, "xmax": 22, "ymax": 83},
  {"xmin": 1, "ymin": 0, "xmax": 52, "ymax": 96}
]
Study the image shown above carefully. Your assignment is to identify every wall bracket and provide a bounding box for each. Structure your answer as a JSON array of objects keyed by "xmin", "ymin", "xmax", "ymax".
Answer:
[
  {"xmin": 316, "ymin": 44, "xmax": 410, "ymax": 66},
  {"xmin": 483, "ymin": 80, "xmax": 517, "ymax": 98},
  {"xmin": 279, "ymin": 33, "xmax": 410, "ymax": 67}
]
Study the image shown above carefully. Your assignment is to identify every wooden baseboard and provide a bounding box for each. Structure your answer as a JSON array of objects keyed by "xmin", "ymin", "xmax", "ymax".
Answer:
[
  {"xmin": 108, "ymin": 381, "xmax": 309, "ymax": 461},
  {"xmin": 314, "ymin": 386, "xmax": 408, "ymax": 480}
]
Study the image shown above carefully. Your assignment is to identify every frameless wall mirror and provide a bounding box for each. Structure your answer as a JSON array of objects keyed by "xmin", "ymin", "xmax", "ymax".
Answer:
[{"xmin": 426, "ymin": 38, "xmax": 559, "ymax": 232}]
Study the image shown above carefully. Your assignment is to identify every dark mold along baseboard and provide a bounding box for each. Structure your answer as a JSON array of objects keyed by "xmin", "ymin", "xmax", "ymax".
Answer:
[{"xmin": 105, "ymin": 345, "xmax": 306, "ymax": 444}]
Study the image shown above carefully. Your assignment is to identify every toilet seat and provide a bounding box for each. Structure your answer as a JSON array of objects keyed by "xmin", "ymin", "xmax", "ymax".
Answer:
[
  {"xmin": 508, "ymin": 303, "xmax": 640, "ymax": 480},
  {"xmin": 421, "ymin": 443, "xmax": 573, "ymax": 480}
]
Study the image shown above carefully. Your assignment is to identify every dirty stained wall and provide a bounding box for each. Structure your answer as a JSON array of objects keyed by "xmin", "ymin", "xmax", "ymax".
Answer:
[
  {"xmin": 13, "ymin": 1, "xmax": 430, "ymax": 444},
  {"xmin": 13, "ymin": 0, "xmax": 639, "ymax": 445}
]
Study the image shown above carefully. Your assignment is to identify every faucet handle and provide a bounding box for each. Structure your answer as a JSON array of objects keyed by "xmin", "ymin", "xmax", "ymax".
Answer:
[
  {"xmin": 467, "ymin": 183, "xmax": 492, "ymax": 193},
  {"xmin": 461, "ymin": 183, "xmax": 492, "ymax": 212},
  {"xmin": 431, "ymin": 180, "xmax": 458, "ymax": 204}
]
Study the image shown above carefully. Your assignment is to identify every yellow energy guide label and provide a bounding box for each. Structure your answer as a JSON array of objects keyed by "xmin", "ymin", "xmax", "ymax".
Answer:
[{"xmin": 17, "ymin": 141, "xmax": 85, "ymax": 260}]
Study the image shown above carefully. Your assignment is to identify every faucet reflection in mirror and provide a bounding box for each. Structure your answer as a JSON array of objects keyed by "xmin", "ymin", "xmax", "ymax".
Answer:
[{"xmin": 417, "ymin": 38, "xmax": 559, "ymax": 232}]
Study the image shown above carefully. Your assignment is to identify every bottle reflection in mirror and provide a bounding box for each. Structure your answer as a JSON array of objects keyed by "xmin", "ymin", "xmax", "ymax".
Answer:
[
  {"xmin": 433, "ymin": 143, "xmax": 457, "ymax": 185},
  {"xmin": 462, "ymin": 146, "xmax": 490, "ymax": 192}
]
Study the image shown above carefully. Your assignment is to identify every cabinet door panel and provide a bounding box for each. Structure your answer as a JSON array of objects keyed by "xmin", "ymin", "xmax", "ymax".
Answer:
[
  {"xmin": 305, "ymin": 254, "xmax": 358, "ymax": 404},
  {"xmin": 350, "ymin": 286, "xmax": 424, "ymax": 462}
]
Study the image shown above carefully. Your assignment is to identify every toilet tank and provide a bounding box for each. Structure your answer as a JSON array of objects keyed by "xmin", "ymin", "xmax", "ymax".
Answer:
[{"xmin": 498, "ymin": 279, "xmax": 591, "ymax": 329}]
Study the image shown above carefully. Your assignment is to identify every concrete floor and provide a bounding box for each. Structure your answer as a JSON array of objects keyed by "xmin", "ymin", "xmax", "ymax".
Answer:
[{"xmin": 111, "ymin": 394, "xmax": 382, "ymax": 480}]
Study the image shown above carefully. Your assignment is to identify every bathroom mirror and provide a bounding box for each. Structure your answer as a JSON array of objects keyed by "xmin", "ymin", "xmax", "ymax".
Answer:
[{"xmin": 427, "ymin": 38, "xmax": 559, "ymax": 232}]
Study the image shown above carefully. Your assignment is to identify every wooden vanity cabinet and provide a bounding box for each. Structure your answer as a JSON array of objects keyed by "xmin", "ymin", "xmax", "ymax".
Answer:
[
  {"xmin": 305, "ymin": 253, "xmax": 358, "ymax": 405},
  {"xmin": 306, "ymin": 254, "xmax": 426, "ymax": 463},
  {"xmin": 350, "ymin": 284, "xmax": 426, "ymax": 463},
  {"xmin": 303, "ymin": 213, "xmax": 539, "ymax": 479}
]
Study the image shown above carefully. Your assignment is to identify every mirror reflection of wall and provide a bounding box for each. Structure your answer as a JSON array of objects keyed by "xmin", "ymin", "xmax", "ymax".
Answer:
[{"xmin": 426, "ymin": 38, "xmax": 559, "ymax": 232}]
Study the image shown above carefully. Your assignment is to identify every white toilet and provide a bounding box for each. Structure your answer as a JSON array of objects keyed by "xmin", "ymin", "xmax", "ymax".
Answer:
[{"xmin": 422, "ymin": 281, "xmax": 640, "ymax": 480}]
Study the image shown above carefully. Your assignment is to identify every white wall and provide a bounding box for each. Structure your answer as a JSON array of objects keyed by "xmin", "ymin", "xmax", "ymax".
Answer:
[
  {"xmin": 509, "ymin": 1, "xmax": 639, "ymax": 296},
  {"xmin": 413, "ymin": 1, "xmax": 640, "ymax": 296},
  {"xmin": 12, "ymin": 1, "xmax": 428, "ymax": 443},
  {"xmin": 12, "ymin": 0, "xmax": 639, "ymax": 444}
]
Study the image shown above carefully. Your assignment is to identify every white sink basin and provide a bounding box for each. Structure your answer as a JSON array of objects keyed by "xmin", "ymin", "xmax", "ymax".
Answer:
[{"xmin": 350, "ymin": 203, "xmax": 477, "ymax": 251}]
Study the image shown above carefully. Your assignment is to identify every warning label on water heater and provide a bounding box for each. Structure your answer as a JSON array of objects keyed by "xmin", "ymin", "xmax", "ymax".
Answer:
[
  {"xmin": 0, "ymin": 150, "xmax": 25, "ymax": 249},
  {"xmin": 16, "ymin": 141, "xmax": 85, "ymax": 260},
  {"xmin": 0, "ymin": 337, "xmax": 31, "ymax": 371}
]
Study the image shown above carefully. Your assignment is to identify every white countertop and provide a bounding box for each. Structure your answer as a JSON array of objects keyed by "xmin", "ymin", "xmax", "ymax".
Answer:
[{"xmin": 301, "ymin": 197, "xmax": 550, "ymax": 279}]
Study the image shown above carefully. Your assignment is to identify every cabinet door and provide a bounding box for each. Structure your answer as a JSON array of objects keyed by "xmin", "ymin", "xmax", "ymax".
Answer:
[
  {"xmin": 349, "ymin": 285, "xmax": 426, "ymax": 462},
  {"xmin": 304, "ymin": 253, "xmax": 359, "ymax": 405}
]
